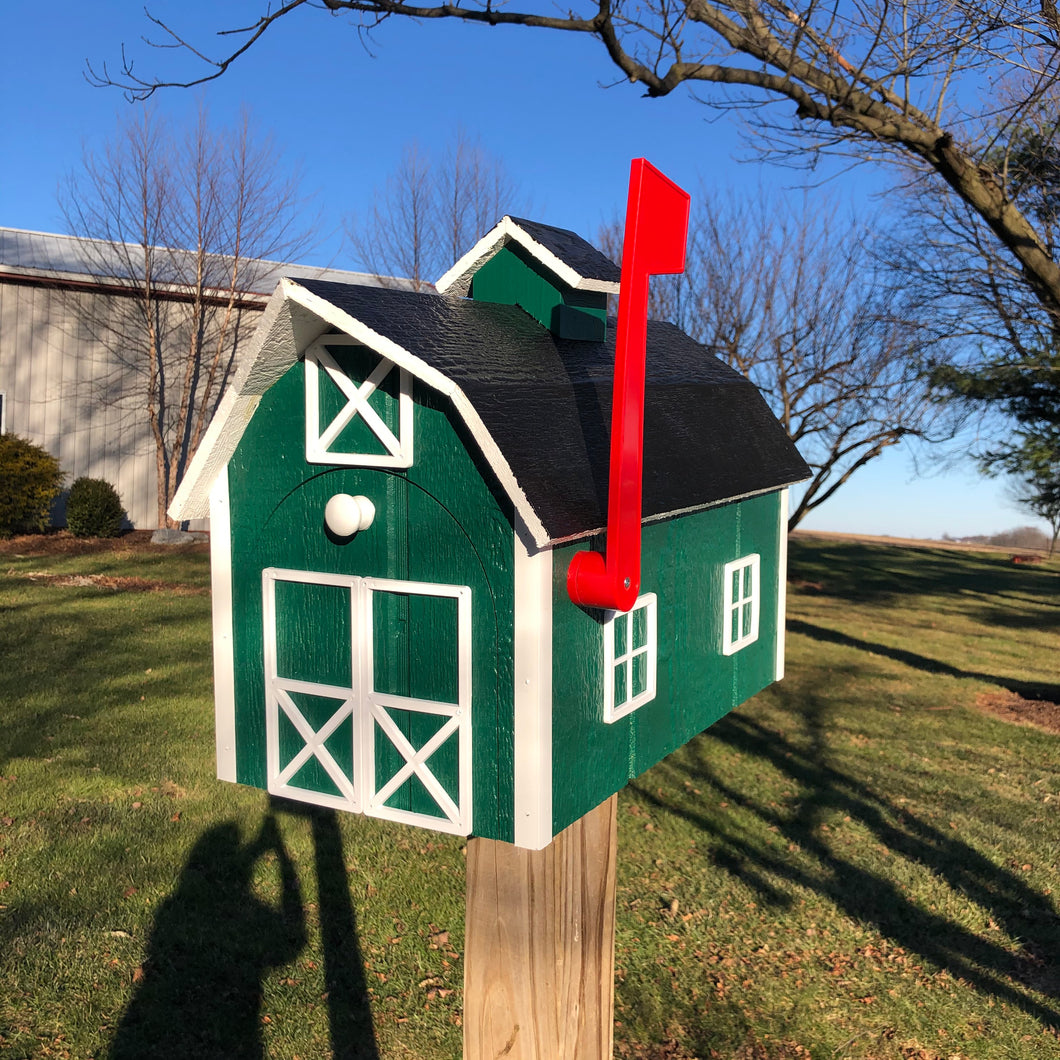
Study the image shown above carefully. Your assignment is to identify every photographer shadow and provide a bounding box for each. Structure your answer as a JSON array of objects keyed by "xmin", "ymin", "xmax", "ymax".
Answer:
[{"xmin": 108, "ymin": 815, "xmax": 306, "ymax": 1060}]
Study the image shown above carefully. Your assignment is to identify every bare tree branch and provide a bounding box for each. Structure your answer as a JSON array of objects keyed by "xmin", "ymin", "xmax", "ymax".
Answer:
[{"xmin": 91, "ymin": 2, "xmax": 1060, "ymax": 333}]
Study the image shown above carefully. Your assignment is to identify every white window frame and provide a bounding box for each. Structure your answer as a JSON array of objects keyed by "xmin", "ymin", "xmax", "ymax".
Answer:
[
  {"xmin": 0, "ymin": 391, "xmax": 6, "ymax": 433},
  {"xmin": 304, "ymin": 335, "xmax": 413, "ymax": 468},
  {"xmin": 602, "ymin": 592, "xmax": 657, "ymax": 723},
  {"xmin": 262, "ymin": 567, "xmax": 472, "ymax": 835},
  {"xmin": 722, "ymin": 554, "xmax": 760, "ymax": 655}
]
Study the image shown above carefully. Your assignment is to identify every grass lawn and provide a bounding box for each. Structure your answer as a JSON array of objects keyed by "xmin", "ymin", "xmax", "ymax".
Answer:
[{"xmin": 0, "ymin": 534, "xmax": 1057, "ymax": 1059}]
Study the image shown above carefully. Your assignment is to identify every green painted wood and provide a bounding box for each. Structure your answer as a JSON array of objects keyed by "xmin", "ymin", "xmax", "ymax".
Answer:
[
  {"xmin": 469, "ymin": 244, "xmax": 607, "ymax": 340},
  {"xmin": 226, "ymin": 342, "xmax": 516, "ymax": 841},
  {"xmin": 549, "ymin": 491, "xmax": 784, "ymax": 835}
]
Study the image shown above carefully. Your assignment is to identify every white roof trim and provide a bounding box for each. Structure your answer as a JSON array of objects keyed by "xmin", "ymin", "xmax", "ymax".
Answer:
[
  {"xmin": 170, "ymin": 278, "xmax": 552, "ymax": 548},
  {"xmin": 435, "ymin": 216, "xmax": 620, "ymax": 297}
]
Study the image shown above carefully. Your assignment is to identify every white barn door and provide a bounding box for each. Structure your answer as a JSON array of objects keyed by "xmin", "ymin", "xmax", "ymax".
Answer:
[{"xmin": 262, "ymin": 568, "xmax": 473, "ymax": 834}]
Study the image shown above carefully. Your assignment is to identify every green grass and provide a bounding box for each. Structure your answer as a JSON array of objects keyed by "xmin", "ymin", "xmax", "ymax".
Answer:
[{"xmin": 1, "ymin": 539, "xmax": 1058, "ymax": 1059}]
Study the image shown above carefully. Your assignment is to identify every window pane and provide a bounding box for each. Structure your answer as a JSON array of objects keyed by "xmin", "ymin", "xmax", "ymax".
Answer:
[
  {"xmin": 273, "ymin": 580, "xmax": 352, "ymax": 687},
  {"xmin": 614, "ymin": 613, "xmax": 628, "ymax": 656},
  {"xmin": 731, "ymin": 607, "xmax": 740, "ymax": 642},
  {"xmin": 614, "ymin": 662, "xmax": 628, "ymax": 708},
  {"xmin": 632, "ymin": 651, "xmax": 648, "ymax": 697},
  {"xmin": 743, "ymin": 564, "xmax": 753, "ymax": 598},
  {"xmin": 731, "ymin": 570, "xmax": 740, "ymax": 604},
  {"xmin": 742, "ymin": 601, "xmax": 753, "ymax": 635},
  {"xmin": 632, "ymin": 605, "xmax": 648, "ymax": 650},
  {"xmin": 373, "ymin": 590, "xmax": 459, "ymax": 703}
]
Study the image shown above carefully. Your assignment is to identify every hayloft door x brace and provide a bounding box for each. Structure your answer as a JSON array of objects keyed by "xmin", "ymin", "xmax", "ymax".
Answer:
[{"xmin": 567, "ymin": 159, "xmax": 690, "ymax": 612}]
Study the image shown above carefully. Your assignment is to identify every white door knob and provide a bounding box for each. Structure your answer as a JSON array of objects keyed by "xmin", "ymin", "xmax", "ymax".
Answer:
[{"xmin": 324, "ymin": 493, "xmax": 376, "ymax": 537}]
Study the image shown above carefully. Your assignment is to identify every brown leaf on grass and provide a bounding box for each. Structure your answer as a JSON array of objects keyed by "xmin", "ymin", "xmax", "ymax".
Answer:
[
  {"xmin": 428, "ymin": 929, "xmax": 449, "ymax": 949},
  {"xmin": 131, "ymin": 966, "xmax": 144, "ymax": 983},
  {"xmin": 0, "ymin": 880, "xmax": 10, "ymax": 891},
  {"xmin": 122, "ymin": 886, "xmax": 137, "ymax": 898}
]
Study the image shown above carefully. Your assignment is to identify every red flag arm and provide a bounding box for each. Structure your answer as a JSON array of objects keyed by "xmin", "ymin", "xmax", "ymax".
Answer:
[{"xmin": 566, "ymin": 159, "xmax": 690, "ymax": 612}]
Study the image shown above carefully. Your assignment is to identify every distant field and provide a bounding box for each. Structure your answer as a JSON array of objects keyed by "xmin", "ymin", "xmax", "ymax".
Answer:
[
  {"xmin": 792, "ymin": 528, "xmax": 1052, "ymax": 556},
  {"xmin": 0, "ymin": 535, "xmax": 1057, "ymax": 1060}
]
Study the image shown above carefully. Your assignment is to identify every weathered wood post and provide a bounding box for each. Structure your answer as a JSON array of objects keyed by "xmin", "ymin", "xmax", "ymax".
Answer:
[{"xmin": 464, "ymin": 794, "xmax": 618, "ymax": 1060}]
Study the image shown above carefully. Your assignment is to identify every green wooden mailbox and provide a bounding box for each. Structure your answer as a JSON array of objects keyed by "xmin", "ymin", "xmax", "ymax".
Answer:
[{"xmin": 172, "ymin": 192, "xmax": 809, "ymax": 850}]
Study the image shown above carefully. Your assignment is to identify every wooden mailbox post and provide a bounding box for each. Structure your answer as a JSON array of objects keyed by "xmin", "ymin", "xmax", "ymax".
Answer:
[{"xmin": 171, "ymin": 160, "xmax": 809, "ymax": 1058}]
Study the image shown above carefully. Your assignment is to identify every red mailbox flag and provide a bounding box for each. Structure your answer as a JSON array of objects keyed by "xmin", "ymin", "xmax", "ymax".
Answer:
[{"xmin": 567, "ymin": 158, "xmax": 690, "ymax": 612}]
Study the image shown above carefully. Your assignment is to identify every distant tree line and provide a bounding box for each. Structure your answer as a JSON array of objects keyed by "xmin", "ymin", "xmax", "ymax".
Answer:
[{"xmin": 942, "ymin": 527, "xmax": 1053, "ymax": 552}]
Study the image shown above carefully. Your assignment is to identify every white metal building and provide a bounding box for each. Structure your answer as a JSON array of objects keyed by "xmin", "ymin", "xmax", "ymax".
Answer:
[{"xmin": 0, "ymin": 227, "xmax": 390, "ymax": 529}]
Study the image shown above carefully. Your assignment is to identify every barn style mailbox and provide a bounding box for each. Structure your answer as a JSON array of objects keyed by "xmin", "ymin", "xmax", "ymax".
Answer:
[{"xmin": 171, "ymin": 162, "xmax": 809, "ymax": 851}]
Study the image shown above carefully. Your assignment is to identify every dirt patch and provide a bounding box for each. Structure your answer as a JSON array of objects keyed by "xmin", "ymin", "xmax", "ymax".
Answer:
[
  {"xmin": 10, "ymin": 569, "xmax": 207, "ymax": 595},
  {"xmin": 975, "ymin": 690, "xmax": 1060, "ymax": 735},
  {"xmin": 0, "ymin": 530, "xmax": 207, "ymax": 557}
]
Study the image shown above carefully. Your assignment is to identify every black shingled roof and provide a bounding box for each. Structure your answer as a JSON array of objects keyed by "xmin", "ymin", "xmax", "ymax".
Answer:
[
  {"xmin": 505, "ymin": 217, "xmax": 623, "ymax": 287},
  {"xmin": 295, "ymin": 278, "xmax": 809, "ymax": 543}
]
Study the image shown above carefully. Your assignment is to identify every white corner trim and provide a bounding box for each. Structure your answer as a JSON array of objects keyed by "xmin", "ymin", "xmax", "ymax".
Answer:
[
  {"xmin": 170, "ymin": 388, "xmax": 261, "ymax": 520},
  {"xmin": 504, "ymin": 217, "xmax": 620, "ymax": 294},
  {"xmin": 209, "ymin": 468, "xmax": 237, "ymax": 783},
  {"xmin": 513, "ymin": 519, "xmax": 554, "ymax": 850},
  {"xmin": 775, "ymin": 488, "xmax": 789, "ymax": 682},
  {"xmin": 435, "ymin": 224, "xmax": 508, "ymax": 295},
  {"xmin": 435, "ymin": 216, "xmax": 620, "ymax": 296}
]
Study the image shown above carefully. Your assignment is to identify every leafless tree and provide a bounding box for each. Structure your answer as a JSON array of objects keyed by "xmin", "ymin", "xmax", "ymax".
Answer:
[
  {"xmin": 93, "ymin": 3, "xmax": 1060, "ymax": 330},
  {"xmin": 602, "ymin": 189, "xmax": 955, "ymax": 529},
  {"xmin": 348, "ymin": 131, "xmax": 523, "ymax": 289},
  {"xmin": 61, "ymin": 106, "xmax": 314, "ymax": 526}
]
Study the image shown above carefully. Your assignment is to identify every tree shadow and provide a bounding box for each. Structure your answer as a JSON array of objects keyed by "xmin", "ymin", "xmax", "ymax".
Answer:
[
  {"xmin": 631, "ymin": 698, "xmax": 1060, "ymax": 1030},
  {"xmin": 788, "ymin": 617, "xmax": 1060, "ymax": 702},
  {"xmin": 108, "ymin": 814, "xmax": 307, "ymax": 1059},
  {"xmin": 788, "ymin": 540, "xmax": 1059, "ymax": 609}
]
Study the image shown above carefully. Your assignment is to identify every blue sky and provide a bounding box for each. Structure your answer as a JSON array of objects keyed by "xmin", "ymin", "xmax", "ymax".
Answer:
[{"xmin": 0, "ymin": 1, "xmax": 1041, "ymax": 539}]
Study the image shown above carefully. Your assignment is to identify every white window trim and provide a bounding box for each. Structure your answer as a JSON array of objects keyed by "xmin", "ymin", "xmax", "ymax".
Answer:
[
  {"xmin": 304, "ymin": 335, "xmax": 413, "ymax": 468},
  {"xmin": 722, "ymin": 554, "xmax": 761, "ymax": 656},
  {"xmin": 602, "ymin": 592, "xmax": 658, "ymax": 723},
  {"xmin": 262, "ymin": 567, "xmax": 472, "ymax": 835},
  {"xmin": 0, "ymin": 391, "xmax": 6, "ymax": 434}
]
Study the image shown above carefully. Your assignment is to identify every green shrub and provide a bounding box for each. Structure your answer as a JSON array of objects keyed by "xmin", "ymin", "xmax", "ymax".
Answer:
[
  {"xmin": 66, "ymin": 476, "xmax": 126, "ymax": 538},
  {"xmin": 0, "ymin": 434, "xmax": 65, "ymax": 537}
]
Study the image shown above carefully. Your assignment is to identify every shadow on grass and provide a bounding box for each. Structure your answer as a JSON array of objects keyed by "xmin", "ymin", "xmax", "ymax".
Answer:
[
  {"xmin": 108, "ymin": 804, "xmax": 380, "ymax": 1059},
  {"xmin": 632, "ymin": 702, "xmax": 1060, "ymax": 1033},
  {"xmin": 275, "ymin": 799, "xmax": 381, "ymax": 1060},
  {"xmin": 788, "ymin": 617, "xmax": 1060, "ymax": 702},
  {"xmin": 108, "ymin": 814, "xmax": 307, "ymax": 1059},
  {"xmin": 788, "ymin": 540, "xmax": 1060, "ymax": 611}
]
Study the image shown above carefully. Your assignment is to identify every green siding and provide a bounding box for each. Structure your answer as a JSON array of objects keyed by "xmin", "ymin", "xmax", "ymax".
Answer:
[
  {"xmin": 469, "ymin": 244, "xmax": 607, "ymax": 340},
  {"xmin": 226, "ymin": 350, "xmax": 516, "ymax": 841},
  {"xmin": 550, "ymin": 492, "xmax": 783, "ymax": 834}
]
